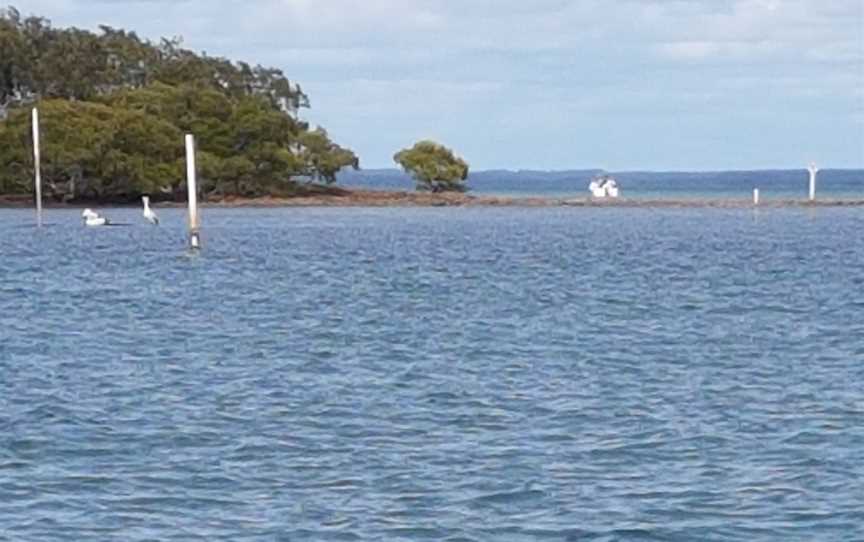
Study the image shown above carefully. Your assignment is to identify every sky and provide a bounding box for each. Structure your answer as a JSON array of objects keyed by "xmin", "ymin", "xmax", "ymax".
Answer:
[{"xmin": 14, "ymin": 0, "xmax": 864, "ymax": 171}]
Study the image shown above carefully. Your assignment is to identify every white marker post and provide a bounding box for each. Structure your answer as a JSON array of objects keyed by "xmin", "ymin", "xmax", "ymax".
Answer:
[
  {"xmin": 185, "ymin": 134, "xmax": 201, "ymax": 250},
  {"xmin": 808, "ymin": 162, "xmax": 818, "ymax": 202},
  {"xmin": 32, "ymin": 108, "xmax": 43, "ymax": 227},
  {"xmin": 753, "ymin": 188, "xmax": 759, "ymax": 206}
]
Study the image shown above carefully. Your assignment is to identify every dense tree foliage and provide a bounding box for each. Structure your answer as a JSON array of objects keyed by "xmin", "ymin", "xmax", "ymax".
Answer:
[
  {"xmin": 394, "ymin": 140, "xmax": 469, "ymax": 192},
  {"xmin": 0, "ymin": 6, "xmax": 358, "ymax": 201}
]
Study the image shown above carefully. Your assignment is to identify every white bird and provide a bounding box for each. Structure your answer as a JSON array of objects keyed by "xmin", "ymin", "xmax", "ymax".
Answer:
[
  {"xmin": 589, "ymin": 180, "xmax": 605, "ymax": 198},
  {"xmin": 81, "ymin": 208, "xmax": 108, "ymax": 227},
  {"xmin": 142, "ymin": 196, "xmax": 159, "ymax": 225}
]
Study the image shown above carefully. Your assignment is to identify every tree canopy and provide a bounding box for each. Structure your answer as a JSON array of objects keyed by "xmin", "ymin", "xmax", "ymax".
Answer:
[
  {"xmin": 393, "ymin": 140, "xmax": 469, "ymax": 192},
  {"xmin": 0, "ymin": 6, "xmax": 358, "ymax": 201}
]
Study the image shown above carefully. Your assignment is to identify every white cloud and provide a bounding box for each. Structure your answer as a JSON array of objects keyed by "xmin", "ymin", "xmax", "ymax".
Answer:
[{"xmin": 13, "ymin": 0, "xmax": 864, "ymax": 168}]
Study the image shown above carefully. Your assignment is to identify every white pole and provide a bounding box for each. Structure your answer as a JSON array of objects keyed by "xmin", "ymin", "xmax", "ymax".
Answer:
[
  {"xmin": 185, "ymin": 134, "xmax": 201, "ymax": 249},
  {"xmin": 32, "ymin": 108, "xmax": 43, "ymax": 227},
  {"xmin": 808, "ymin": 162, "xmax": 818, "ymax": 201},
  {"xmin": 753, "ymin": 188, "xmax": 759, "ymax": 206}
]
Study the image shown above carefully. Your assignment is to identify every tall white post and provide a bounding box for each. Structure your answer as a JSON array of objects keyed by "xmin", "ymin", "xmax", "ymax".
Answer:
[
  {"xmin": 185, "ymin": 134, "xmax": 201, "ymax": 249},
  {"xmin": 808, "ymin": 162, "xmax": 818, "ymax": 202},
  {"xmin": 32, "ymin": 108, "xmax": 43, "ymax": 227},
  {"xmin": 753, "ymin": 188, "xmax": 759, "ymax": 206}
]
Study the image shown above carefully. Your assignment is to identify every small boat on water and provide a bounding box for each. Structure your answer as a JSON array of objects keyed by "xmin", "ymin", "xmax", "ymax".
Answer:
[{"xmin": 589, "ymin": 175, "xmax": 620, "ymax": 199}]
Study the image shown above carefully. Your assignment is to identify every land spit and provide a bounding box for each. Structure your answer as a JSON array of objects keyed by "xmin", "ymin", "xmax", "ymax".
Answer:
[
  {"xmin": 2, "ymin": 190, "xmax": 863, "ymax": 208},
  {"xmin": 203, "ymin": 191, "xmax": 864, "ymax": 208}
]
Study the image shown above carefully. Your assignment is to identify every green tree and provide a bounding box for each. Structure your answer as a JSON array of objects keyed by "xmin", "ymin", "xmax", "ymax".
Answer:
[
  {"xmin": 393, "ymin": 140, "xmax": 469, "ymax": 192},
  {"xmin": 0, "ymin": 98, "xmax": 185, "ymax": 201},
  {"xmin": 298, "ymin": 127, "xmax": 359, "ymax": 184},
  {"xmin": 0, "ymin": 7, "xmax": 360, "ymax": 201}
]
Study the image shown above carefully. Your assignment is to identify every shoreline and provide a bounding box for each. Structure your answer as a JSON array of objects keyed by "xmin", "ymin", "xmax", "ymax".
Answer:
[{"xmin": 1, "ymin": 189, "xmax": 863, "ymax": 208}]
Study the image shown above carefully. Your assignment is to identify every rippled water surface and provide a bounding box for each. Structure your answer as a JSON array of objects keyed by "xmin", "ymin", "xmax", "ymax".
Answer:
[{"xmin": 1, "ymin": 207, "xmax": 863, "ymax": 541}]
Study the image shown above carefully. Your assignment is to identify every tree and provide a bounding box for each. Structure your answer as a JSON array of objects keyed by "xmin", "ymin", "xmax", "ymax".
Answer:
[
  {"xmin": 393, "ymin": 140, "xmax": 469, "ymax": 192},
  {"xmin": 298, "ymin": 127, "xmax": 359, "ymax": 184},
  {"xmin": 0, "ymin": 98, "xmax": 184, "ymax": 201},
  {"xmin": 0, "ymin": 8, "xmax": 360, "ymax": 201},
  {"xmin": 0, "ymin": 8, "xmax": 312, "ymax": 113}
]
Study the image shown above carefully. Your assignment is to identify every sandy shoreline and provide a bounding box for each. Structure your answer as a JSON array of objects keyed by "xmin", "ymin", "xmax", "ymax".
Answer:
[{"xmin": 1, "ymin": 189, "xmax": 863, "ymax": 208}]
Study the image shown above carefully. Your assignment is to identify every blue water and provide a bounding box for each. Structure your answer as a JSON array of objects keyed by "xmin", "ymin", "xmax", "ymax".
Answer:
[
  {"xmin": 2, "ymin": 207, "xmax": 863, "ymax": 541},
  {"xmin": 337, "ymin": 168, "xmax": 864, "ymax": 199}
]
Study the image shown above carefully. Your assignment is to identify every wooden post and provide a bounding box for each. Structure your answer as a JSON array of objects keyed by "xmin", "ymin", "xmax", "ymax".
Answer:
[
  {"xmin": 185, "ymin": 134, "xmax": 201, "ymax": 249},
  {"xmin": 32, "ymin": 108, "xmax": 43, "ymax": 227}
]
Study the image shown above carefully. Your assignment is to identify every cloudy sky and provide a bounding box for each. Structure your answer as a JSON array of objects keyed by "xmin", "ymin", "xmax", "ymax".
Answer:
[{"xmin": 17, "ymin": 0, "xmax": 864, "ymax": 170}]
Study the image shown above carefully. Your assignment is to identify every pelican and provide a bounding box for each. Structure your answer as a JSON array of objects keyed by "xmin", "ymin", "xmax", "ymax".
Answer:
[
  {"xmin": 588, "ymin": 176, "xmax": 621, "ymax": 199},
  {"xmin": 142, "ymin": 196, "xmax": 159, "ymax": 225},
  {"xmin": 588, "ymin": 179, "xmax": 605, "ymax": 198},
  {"xmin": 81, "ymin": 208, "xmax": 108, "ymax": 227}
]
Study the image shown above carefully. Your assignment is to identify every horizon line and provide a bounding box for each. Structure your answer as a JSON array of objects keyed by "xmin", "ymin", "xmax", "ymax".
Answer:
[{"xmin": 349, "ymin": 167, "xmax": 864, "ymax": 174}]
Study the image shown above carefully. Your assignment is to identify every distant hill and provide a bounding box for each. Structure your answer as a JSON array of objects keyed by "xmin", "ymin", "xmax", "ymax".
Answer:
[
  {"xmin": 338, "ymin": 168, "xmax": 864, "ymax": 197},
  {"xmin": 611, "ymin": 169, "xmax": 864, "ymax": 195},
  {"xmin": 337, "ymin": 168, "xmax": 604, "ymax": 193}
]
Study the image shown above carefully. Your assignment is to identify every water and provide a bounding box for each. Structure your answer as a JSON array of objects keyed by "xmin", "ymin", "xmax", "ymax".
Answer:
[
  {"xmin": 2, "ymin": 207, "xmax": 863, "ymax": 541},
  {"xmin": 337, "ymin": 168, "xmax": 864, "ymax": 199}
]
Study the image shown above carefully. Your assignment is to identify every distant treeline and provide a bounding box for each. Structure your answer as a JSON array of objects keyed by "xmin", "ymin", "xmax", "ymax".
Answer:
[
  {"xmin": 0, "ymin": 7, "xmax": 358, "ymax": 202},
  {"xmin": 338, "ymin": 168, "xmax": 863, "ymax": 195}
]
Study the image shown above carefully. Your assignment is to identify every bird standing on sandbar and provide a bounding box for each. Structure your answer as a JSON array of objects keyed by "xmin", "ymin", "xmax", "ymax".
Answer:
[{"xmin": 142, "ymin": 196, "xmax": 159, "ymax": 225}]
